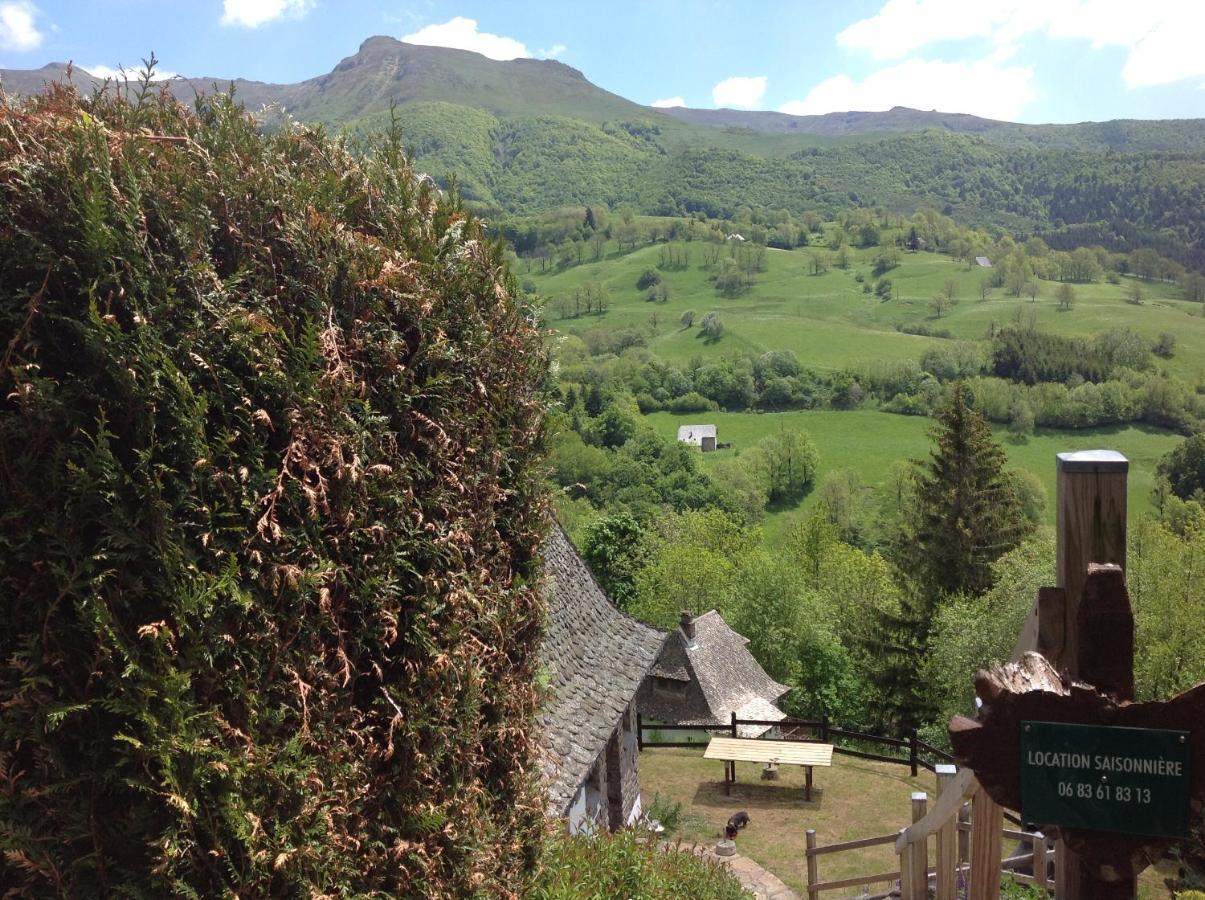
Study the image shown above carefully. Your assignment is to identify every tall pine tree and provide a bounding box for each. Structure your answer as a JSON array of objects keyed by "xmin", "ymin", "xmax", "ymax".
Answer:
[
  {"xmin": 866, "ymin": 383, "xmax": 1031, "ymax": 731},
  {"xmin": 905, "ymin": 382, "xmax": 1029, "ymax": 599}
]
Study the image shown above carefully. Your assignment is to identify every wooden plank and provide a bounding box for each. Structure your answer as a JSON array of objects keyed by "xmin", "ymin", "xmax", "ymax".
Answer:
[
  {"xmin": 808, "ymin": 833, "xmax": 898, "ymax": 856},
  {"xmin": 703, "ymin": 737, "xmax": 834, "ymax": 766},
  {"xmin": 895, "ymin": 769, "xmax": 977, "ymax": 852},
  {"xmin": 969, "ymin": 786, "xmax": 1002, "ymax": 900},
  {"xmin": 814, "ymin": 870, "xmax": 904, "ymax": 893},
  {"xmin": 936, "ymin": 765, "xmax": 958, "ymax": 900},
  {"xmin": 909, "ymin": 792, "xmax": 929, "ymax": 899},
  {"xmin": 899, "ymin": 827, "xmax": 915, "ymax": 900},
  {"xmin": 1033, "ymin": 834, "xmax": 1049, "ymax": 893}
]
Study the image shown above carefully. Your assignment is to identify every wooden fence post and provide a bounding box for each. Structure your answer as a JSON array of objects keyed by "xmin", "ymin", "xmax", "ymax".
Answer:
[
  {"xmin": 636, "ymin": 712, "xmax": 643, "ymax": 752},
  {"xmin": 820, "ymin": 712, "xmax": 829, "ymax": 743},
  {"xmin": 935, "ymin": 764, "xmax": 958, "ymax": 900},
  {"xmin": 910, "ymin": 792, "xmax": 929, "ymax": 899},
  {"xmin": 1033, "ymin": 831, "xmax": 1049, "ymax": 894},
  {"xmin": 909, "ymin": 728, "xmax": 919, "ymax": 777},
  {"xmin": 730, "ymin": 710, "xmax": 738, "ymax": 739},
  {"xmin": 1054, "ymin": 450, "xmax": 1133, "ymax": 900},
  {"xmin": 969, "ymin": 785, "xmax": 1002, "ymax": 900},
  {"xmin": 957, "ymin": 800, "xmax": 970, "ymax": 870},
  {"xmin": 898, "ymin": 828, "xmax": 914, "ymax": 900},
  {"xmin": 805, "ymin": 828, "xmax": 819, "ymax": 900}
]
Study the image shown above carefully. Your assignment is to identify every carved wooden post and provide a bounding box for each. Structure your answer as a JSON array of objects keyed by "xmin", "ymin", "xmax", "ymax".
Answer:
[
  {"xmin": 969, "ymin": 786, "xmax": 1002, "ymax": 900},
  {"xmin": 910, "ymin": 792, "xmax": 929, "ymax": 899},
  {"xmin": 935, "ymin": 764, "xmax": 958, "ymax": 900},
  {"xmin": 1055, "ymin": 451, "xmax": 1134, "ymax": 900},
  {"xmin": 1054, "ymin": 450, "xmax": 1128, "ymax": 674}
]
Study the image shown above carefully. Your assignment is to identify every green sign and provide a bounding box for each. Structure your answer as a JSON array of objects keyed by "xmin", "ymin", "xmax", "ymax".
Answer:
[{"xmin": 1020, "ymin": 721, "xmax": 1191, "ymax": 838}]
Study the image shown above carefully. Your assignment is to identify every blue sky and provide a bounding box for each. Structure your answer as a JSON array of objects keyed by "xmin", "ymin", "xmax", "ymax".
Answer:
[{"xmin": 2, "ymin": 0, "xmax": 1203, "ymax": 123}]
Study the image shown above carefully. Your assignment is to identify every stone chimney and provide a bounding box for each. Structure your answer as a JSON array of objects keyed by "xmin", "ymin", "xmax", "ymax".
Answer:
[{"xmin": 680, "ymin": 610, "xmax": 696, "ymax": 646}]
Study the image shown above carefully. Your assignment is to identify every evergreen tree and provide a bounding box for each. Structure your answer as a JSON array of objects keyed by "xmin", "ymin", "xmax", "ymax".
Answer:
[
  {"xmin": 865, "ymin": 383, "xmax": 1031, "ymax": 732},
  {"xmin": 903, "ymin": 383, "xmax": 1030, "ymax": 599}
]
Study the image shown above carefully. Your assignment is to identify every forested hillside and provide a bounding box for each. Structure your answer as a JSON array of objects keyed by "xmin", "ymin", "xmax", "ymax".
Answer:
[{"xmin": 4, "ymin": 36, "xmax": 1205, "ymax": 270}]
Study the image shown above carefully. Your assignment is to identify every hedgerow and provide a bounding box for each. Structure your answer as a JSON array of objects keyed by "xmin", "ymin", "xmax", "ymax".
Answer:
[{"xmin": 0, "ymin": 78, "xmax": 548, "ymax": 896}]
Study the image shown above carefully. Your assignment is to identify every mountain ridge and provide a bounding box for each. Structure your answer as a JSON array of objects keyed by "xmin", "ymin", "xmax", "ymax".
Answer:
[{"xmin": 4, "ymin": 36, "xmax": 1204, "ymax": 152}]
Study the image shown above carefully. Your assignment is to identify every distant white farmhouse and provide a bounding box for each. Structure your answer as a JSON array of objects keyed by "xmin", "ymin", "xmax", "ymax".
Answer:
[
  {"xmin": 725, "ymin": 233, "xmax": 746, "ymax": 242},
  {"xmin": 975, "ymin": 256, "xmax": 993, "ymax": 268},
  {"xmin": 677, "ymin": 424, "xmax": 717, "ymax": 452}
]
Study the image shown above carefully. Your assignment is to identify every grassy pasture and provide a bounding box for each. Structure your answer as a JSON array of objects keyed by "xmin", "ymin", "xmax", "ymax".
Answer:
[
  {"xmin": 533, "ymin": 241, "xmax": 1205, "ymax": 380},
  {"xmin": 644, "ymin": 409, "xmax": 1181, "ymax": 544}
]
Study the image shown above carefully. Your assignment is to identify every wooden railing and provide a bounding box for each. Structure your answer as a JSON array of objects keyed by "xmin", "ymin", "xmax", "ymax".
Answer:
[
  {"xmin": 804, "ymin": 764, "xmax": 1055, "ymax": 900},
  {"xmin": 636, "ymin": 712, "xmax": 954, "ymax": 777}
]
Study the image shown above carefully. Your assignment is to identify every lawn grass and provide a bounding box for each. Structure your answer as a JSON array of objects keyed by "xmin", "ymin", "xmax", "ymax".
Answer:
[
  {"xmin": 643, "ymin": 409, "xmax": 1182, "ymax": 545},
  {"xmin": 641, "ymin": 747, "xmax": 929, "ymax": 896},
  {"xmin": 640, "ymin": 748, "xmax": 1176, "ymax": 898}
]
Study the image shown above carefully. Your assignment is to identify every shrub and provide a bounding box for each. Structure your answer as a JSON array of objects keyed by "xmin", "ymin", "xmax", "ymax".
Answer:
[
  {"xmin": 700, "ymin": 311, "xmax": 724, "ymax": 341},
  {"xmin": 680, "ymin": 308, "xmax": 695, "ymax": 328},
  {"xmin": 637, "ymin": 267, "xmax": 662, "ymax": 290},
  {"xmin": 668, "ymin": 392, "xmax": 716, "ymax": 414},
  {"xmin": 0, "ymin": 85, "xmax": 548, "ymax": 895},
  {"xmin": 530, "ymin": 828, "xmax": 748, "ymax": 899}
]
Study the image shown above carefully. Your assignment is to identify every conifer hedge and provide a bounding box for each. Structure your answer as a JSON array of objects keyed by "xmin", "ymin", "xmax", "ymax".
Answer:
[{"xmin": 0, "ymin": 81, "xmax": 548, "ymax": 896}]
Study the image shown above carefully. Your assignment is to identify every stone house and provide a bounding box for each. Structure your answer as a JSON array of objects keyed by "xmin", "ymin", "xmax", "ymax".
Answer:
[
  {"xmin": 536, "ymin": 525, "xmax": 666, "ymax": 834},
  {"xmin": 677, "ymin": 424, "xmax": 717, "ymax": 452},
  {"xmin": 636, "ymin": 610, "xmax": 790, "ymax": 738}
]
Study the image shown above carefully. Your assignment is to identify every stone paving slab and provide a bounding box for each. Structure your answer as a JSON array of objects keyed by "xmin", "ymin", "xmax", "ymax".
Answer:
[{"xmin": 671, "ymin": 841, "xmax": 801, "ymax": 900}]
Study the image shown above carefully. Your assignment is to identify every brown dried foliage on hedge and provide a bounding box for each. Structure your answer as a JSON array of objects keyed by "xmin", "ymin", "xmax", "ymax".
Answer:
[{"xmin": 0, "ymin": 79, "xmax": 549, "ymax": 897}]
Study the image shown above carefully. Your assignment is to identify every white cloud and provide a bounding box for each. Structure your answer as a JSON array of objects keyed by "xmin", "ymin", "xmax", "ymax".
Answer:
[
  {"xmin": 83, "ymin": 64, "xmax": 180, "ymax": 82},
  {"xmin": 838, "ymin": 0, "xmax": 1205, "ymax": 88},
  {"xmin": 651, "ymin": 96, "xmax": 686, "ymax": 108},
  {"xmin": 712, "ymin": 75, "xmax": 767, "ymax": 110},
  {"xmin": 0, "ymin": 1, "xmax": 42, "ymax": 51},
  {"xmin": 539, "ymin": 43, "xmax": 567, "ymax": 59},
  {"xmin": 220, "ymin": 0, "xmax": 313, "ymax": 29},
  {"xmin": 402, "ymin": 16, "xmax": 529, "ymax": 61},
  {"xmin": 778, "ymin": 50, "xmax": 1035, "ymax": 120}
]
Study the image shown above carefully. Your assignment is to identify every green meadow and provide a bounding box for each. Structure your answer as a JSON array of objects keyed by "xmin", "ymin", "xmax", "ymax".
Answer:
[
  {"xmin": 644, "ymin": 409, "xmax": 1179, "ymax": 544},
  {"xmin": 533, "ymin": 240, "xmax": 1205, "ymax": 382},
  {"xmin": 537, "ymin": 237, "xmax": 1196, "ymax": 544}
]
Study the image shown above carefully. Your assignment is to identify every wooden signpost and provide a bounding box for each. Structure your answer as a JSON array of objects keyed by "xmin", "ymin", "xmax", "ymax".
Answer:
[{"xmin": 949, "ymin": 451, "xmax": 1205, "ymax": 899}]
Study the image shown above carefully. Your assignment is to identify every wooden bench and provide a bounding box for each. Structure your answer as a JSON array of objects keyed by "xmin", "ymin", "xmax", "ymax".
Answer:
[{"xmin": 704, "ymin": 736, "xmax": 834, "ymax": 800}]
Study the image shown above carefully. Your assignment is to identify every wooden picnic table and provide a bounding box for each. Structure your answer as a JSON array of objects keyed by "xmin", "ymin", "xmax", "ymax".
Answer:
[{"xmin": 703, "ymin": 736, "xmax": 834, "ymax": 800}]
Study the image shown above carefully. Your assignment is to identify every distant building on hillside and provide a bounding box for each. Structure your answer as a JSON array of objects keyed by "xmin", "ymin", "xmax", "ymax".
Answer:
[
  {"xmin": 975, "ymin": 256, "xmax": 993, "ymax": 268},
  {"xmin": 677, "ymin": 423, "xmax": 717, "ymax": 452},
  {"xmin": 725, "ymin": 233, "xmax": 746, "ymax": 242},
  {"xmin": 635, "ymin": 610, "xmax": 790, "ymax": 738},
  {"xmin": 537, "ymin": 525, "xmax": 666, "ymax": 834}
]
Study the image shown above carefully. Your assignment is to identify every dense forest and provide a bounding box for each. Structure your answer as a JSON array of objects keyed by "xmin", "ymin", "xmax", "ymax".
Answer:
[{"xmin": 376, "ymin": 106, "xmax": 1205, "ymax": 272}]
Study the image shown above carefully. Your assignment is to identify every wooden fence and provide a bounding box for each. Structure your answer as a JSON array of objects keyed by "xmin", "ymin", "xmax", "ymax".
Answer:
[
  {"xmin": 804, "ymin": 763, "xmax": 1055, "ymax": 899},
  {"xmin": 636, "ymin": 711, "xmax": 954, "ymax": 778}
]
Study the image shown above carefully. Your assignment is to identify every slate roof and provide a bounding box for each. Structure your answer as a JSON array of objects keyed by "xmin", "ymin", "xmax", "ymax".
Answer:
[
  {"xmin": 676, "ymin": 424, "xmax": 717, "ymax": 446},
  {"xmin": 639, "ymin": 610, "xmax": 790, "ymax": 738},
  {"xmin": 536, "ymin": 525, "xmax": 667, "ymax": 816},
  {"xmin": 975, "ymin": 256, "xmax": 993, "ymax": 267}
]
